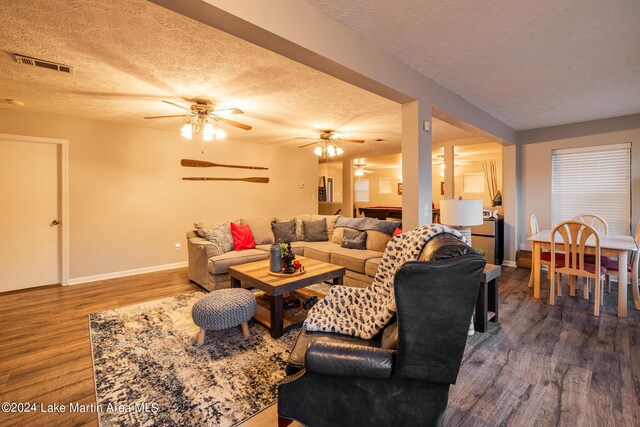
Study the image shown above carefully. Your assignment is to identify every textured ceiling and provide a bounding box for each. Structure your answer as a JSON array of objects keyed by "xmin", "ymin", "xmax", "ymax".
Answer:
[
  {"xmin": 306, "ymin": 0, "xmax": 640, "ymax": 130},
  {"xmin": 0, "ymin": 0, "xmax": 396, "ymax": 158},
  {"xmin": 0, "ymin": 0, "xmax": 477, "ymax": 160}
]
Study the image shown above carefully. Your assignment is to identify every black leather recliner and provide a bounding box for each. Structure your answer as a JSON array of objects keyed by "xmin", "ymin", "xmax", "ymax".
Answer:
[{"xmin": 277, "ymin": 234, "xmax": 486, "ymax": 427}]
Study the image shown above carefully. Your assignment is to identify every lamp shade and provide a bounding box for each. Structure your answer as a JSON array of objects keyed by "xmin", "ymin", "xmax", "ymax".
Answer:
[{"xmin": 440, "ymin": 199, "xmax": 483, "ymax": 226}]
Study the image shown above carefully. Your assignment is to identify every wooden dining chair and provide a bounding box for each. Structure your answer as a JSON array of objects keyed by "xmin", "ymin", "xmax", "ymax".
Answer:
[
  {"xmin": 572, "ymin": 214, "xmax": 609, "ymax": 235},
  {"xmin": 550, "ymin": 221, "xmax": 607, "ymax": 316},
  {"xmin": 602, "ymin": 221, "xmax": 640, "ymax": 305},
  {"xmin": 572, "ymin": 214, "xmax": 617, "ymax": 292},
  {"xmin": 528, "ymin": 214, "xmax": 563, "ymax": 288}
]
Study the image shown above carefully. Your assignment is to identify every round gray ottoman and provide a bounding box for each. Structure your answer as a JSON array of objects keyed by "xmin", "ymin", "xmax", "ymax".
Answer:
[{"xmin": 192, "ymin": 288, "xmax": 257, "ymax": 345}]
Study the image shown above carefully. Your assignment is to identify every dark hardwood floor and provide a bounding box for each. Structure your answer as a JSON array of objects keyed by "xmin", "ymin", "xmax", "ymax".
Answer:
[{"xmin": 0, "ymin": 267, "xmax": 638, "ymax": 426}]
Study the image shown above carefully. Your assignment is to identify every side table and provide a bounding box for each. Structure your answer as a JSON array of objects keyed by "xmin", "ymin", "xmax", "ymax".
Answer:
[{"xmin": 474, "ymin": 264, "xmax": 501, "ymax": 332}]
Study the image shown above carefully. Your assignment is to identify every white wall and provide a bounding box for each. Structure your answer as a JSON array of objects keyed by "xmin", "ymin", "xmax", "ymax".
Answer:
[
  {"xmin": 520, "ymin": 124, "xmax": 640, "ymax": 250},
  {"xmin": 0, "ymin": 110, "xmax": 317, "ymax": 281}
]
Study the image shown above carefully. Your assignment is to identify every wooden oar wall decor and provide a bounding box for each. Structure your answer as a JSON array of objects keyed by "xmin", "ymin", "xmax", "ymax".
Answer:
[
  {"xmin": 181, "ymin": 159, "xmax": 269, "ymax": 184},
  {"xmin": 183, "ymin": 177, "xmax": 269, "ymax": 183}
]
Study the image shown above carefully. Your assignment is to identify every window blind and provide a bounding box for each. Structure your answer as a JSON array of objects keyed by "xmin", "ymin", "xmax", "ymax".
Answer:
[
  {"xmin": 354, "ymin": 179, "xmax": 369, "ymax": 202},
  {"xmin": 552, "ymin": 143, "xmax": 631, "ymax": 235}
]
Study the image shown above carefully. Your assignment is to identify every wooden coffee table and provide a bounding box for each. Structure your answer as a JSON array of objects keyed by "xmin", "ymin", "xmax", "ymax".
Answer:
[{"xmin": 228, "ymin": 256, "xmax": 345, "ymax": 338}]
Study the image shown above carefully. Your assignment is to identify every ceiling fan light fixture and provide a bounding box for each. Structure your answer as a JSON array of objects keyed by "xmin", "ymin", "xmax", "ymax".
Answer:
[
  {"xmin": 313, "ymin": 146, "xmax": 323, "ymax": 156},
  {"xmin": 180, "ymin": 122, "xmax": 193, "ymax": 140},
  {"xmin": 215, "ymin": 127, "xmax": 227, "ymax": 139},
  {"xmin": 202, "ymin": 123, "xmax": 215, "ymax": 141},
  {"xmin": 327, "ymin": 144, "xmax": 336, "ymax": 157},
  {"xmin": 354, "ymin": 168, "xmax": 364, "ymax": 177},
  {"xmin": 336, "ymin": 146, "xmax": 344, "ymax": 155}
]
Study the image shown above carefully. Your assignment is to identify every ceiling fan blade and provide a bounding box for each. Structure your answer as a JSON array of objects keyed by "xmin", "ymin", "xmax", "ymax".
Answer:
[
  {"xmin": 213, "ymin": 108, "xmax": 244, "ymax": 116},
  {"xmin": 340, "ymin": 138, "xmax": 365, "ymax": 143},
  {"xmin": 298, "ymin": 141, "xmax": 320, "ymax": 148},
  {"xmin": 295, "ymin": 137, "xmax": 319, "ymax": 140},
  {"xmin": 144, "ymin": 114, "xmax": 191, "ymax": 120},
  {"xmin": 364, "ymin": 170, "xmax": 373, "ymax": 173},
  {"xmin": 162, "ymin": 100, "xmax": 192, "ymax": 111},
  {"xmin": 216, "ymin": 117, "xmax": 252, "ymax": 130}
]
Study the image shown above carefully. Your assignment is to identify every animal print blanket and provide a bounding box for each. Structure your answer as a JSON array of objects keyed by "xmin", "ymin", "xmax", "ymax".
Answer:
[{"xmin": 303, "ymin": 224, "xmax": 466, "ymax": 339}]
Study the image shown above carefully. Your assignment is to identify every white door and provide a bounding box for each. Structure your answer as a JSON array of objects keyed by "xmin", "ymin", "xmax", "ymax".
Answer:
[{"xmin": 0, "ymin": 139, "xmax": 60, "ymax": 292}]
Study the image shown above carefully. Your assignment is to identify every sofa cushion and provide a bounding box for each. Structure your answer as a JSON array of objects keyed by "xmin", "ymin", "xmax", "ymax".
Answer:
[
  {"xmin": 341, "ymin": 229, "xmax": 367, "ymax": 250},
  {"xmin": 311, "ymin": 214, "xmax": 339, "ymax": 238},
  {"xmin": 303, "ymin": 218, "xmax": 328, "ymax": 242},
  {"xmin": 330, "ymin": 247, "xmax": 384, "ymax": 274},
  {"xmin": 194, "ymin": 222, "xmax": 234, "ymax": 254},
  {"xmin": 230, "ymin": 222, "xmax": 256, "ymax": 251},
  {"xmin": 207, "ymin": 249, "xmax": 269, "ymax": 275},
  {"xmin": 331, "ymin": 226, "xmax": 358, "ymax": 245},
  {"xmin": 272, "ymin": 219, "xmax": 297, "ymax": 243},
  {"xmin": 365, "ymin": 257, "xmax": 382, "ymax": 277},
  {"xmin": 241, "ymin": 218, "xmax": 275, "ymax": 245},
  {"xmin": 294, "ymin": 218, "xmax": 305, "ymax": 241},
  {"xmin": 303, "ymin": 241, "xmax": 339, "ymax": 263},
  {"xmin": 366, "ymin": 230, "xmax": 392, "ymax": 252}
]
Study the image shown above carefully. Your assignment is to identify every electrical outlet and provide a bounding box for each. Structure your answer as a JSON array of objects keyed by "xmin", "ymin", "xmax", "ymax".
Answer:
[
  {"xmin": 175, "ymin": 243, "xmax": 181, "ymax": 251},
  {"xmin": 519, "ymin": 244, "xmax": 525, "ymax": 250}
]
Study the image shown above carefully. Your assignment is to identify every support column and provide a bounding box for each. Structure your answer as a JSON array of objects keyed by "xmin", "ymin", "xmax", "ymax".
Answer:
[
  {"xmin": 502, "ymin": 144, "xmax": 519, "ymax": 266},
  {"xmin": 342, "ymin": 159, "xmax": 354, "ymax": 217},
  {"xmin": 443, "ymin": 144, "xmax": 455, "ymax": 199},
  {"xmin": 402, "ymin": 100, "xmax": 432, "ymax": 229}
]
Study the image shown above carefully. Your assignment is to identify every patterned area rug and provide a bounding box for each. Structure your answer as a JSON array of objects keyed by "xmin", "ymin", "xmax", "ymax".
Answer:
[{"xmin": 89, "ymin": 292, "xmax": 299, "ymax": 427}]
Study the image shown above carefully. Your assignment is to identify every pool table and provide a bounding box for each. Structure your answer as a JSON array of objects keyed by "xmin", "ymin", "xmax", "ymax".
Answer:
[
  {"xmin": 358, "ymin": 206, "xmax": 440, "ymax": 223},
  {"xmin": 358, "ymin": 206, "xmax": 402, "ymax": 220}
]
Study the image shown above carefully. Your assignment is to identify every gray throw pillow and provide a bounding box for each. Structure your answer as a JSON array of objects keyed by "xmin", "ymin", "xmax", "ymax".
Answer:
[
  {"xmin": 341, "ymin": 229, "xmax": 367, "ymax": 249},
  {"xmin": 303, "ymin": 218, "xmax": 328, "ymax": 242},
  {"xmin": 194, "ymin": 222, "xmax": 234, "ymax": 254},
  {"xmin": 272, "ymin": 219, "xmax": 297, "ymax": 243}
]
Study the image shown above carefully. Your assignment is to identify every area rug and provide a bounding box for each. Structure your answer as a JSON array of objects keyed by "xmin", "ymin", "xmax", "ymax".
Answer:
[{"xmin": 89, "ymin": 292, "xmax": 299, "ymax": 427}]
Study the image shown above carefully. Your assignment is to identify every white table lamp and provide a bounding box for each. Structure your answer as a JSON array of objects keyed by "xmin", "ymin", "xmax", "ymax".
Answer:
[{"xmin": 439, "ymin": 198, "xmax": 483, "ymax": 246}]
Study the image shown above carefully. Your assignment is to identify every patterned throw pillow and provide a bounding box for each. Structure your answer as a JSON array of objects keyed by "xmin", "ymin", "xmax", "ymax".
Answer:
[
  {"xmin": 294, "ymin": 218, "xmax": 305, "ymax": 241},
  {"xmin": 194, "ymin": 222, "xmax": 234, "ymax": 254},
  {"xmin": 272, "ymin": 219, "xmax": 297, "ymax": 243},
  {"xmin": 341, "ymin": 229, "xmax": 367, "ymax": 249},
  {"xmin": 303, "ymin": 218, "xmax": 328, "ymax": 242}
]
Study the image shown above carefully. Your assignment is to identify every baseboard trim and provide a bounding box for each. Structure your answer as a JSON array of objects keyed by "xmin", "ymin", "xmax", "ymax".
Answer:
[
  {"xmin": 502, "ymin": 260, "xmax": 517, "ymax": 268},
  {"xmin": 67, "ymin": 261, "xmax": 188, "ymax": 286}
]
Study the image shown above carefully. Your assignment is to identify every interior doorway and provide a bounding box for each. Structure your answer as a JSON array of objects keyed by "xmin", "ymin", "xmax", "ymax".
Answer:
[{"xmin": 0, "ymin": 134, "xmax": 68, "ymax": 292}]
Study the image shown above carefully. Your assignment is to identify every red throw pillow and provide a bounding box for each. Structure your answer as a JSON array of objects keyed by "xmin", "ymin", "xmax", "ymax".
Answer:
[
  {"xmin": 231, "ymin": 222, "xmax": 256, "ymax": 251},
  {"xmin": 393, "ymin": 227, "xmax": 403, "ymax": 237}
]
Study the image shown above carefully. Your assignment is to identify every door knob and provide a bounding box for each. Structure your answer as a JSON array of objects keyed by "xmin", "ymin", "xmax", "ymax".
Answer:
[{"xmin": 50, "ymin": 220, "xmax": 60, "ymax": 226}]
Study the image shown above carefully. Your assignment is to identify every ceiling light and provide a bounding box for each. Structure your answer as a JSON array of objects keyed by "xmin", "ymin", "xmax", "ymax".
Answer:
[
  {"xmin": 202, "ymin": 123, "xmax": 215, "ymax": 141},
  {"xmin": 354, "ymin": 168, "xmax": 364, "ymax": 177},
  {"xmin": 215, "ymin": 128, "xmax": 227, "ymax": 139},
  {"xmin": 181, "ymin": 123, "xmax": 193, "ymax": 140},
  {"xmin": 327, "ymin": 145, "xmax": 336, "ymax": 157},
  {"xmin": 314, "ymin": 146, "xmax": 323, "ymax": 156},
  {"xmin": 336, "ymin": 146, "xmax": 344, "ymax": 155}
]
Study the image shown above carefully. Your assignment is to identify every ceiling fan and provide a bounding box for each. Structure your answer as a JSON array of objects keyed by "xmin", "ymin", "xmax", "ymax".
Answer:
[
  {"xmin": 144, "ymin": 99, "xmax": 252, "ymax": 142},
  {"xmin": 353, "ymin": 163, "xmax": 373, "ymax": 177},
  {"xmin": 297, "ymin": 130, "xmax": 364, "ymax": 158}
]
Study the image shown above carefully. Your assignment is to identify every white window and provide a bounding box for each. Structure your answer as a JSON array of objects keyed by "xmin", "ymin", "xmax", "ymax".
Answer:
[
  {"xmin": 552, "ymin": 143, "xmax": 631, "ymax": 235},
  {"xmin": 378, "ymin": 178, "xmax": 392, "ymax": 194},
  {"xmin": 355, "ymin": 179, "xmax": 369, "ymax": 202}
]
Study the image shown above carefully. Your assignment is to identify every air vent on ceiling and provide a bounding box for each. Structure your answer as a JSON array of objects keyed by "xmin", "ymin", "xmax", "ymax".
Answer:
[{"xmin": 14, "ymin": 54, "xmax": 73, "ymax": 74}]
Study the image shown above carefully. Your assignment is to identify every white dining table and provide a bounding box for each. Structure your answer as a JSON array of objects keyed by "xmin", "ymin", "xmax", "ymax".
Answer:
[{"xmin": 528, "ymin": 230, "xmax": 639, "ymax": 317}]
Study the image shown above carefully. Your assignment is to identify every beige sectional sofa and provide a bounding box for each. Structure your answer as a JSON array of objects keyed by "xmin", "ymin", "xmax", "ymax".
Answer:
[{"xmin": 187, "ymin": 215, "xmax": 400, "ymax": 291}]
